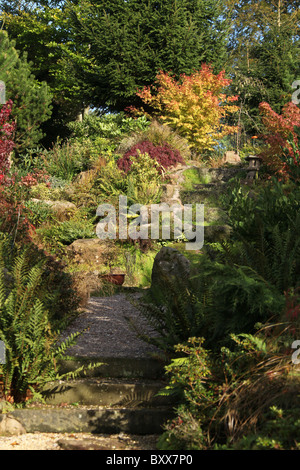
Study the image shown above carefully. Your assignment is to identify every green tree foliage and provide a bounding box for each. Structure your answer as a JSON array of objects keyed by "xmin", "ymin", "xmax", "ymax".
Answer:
[
  {"xmin": 0, "ymin": 1, "xmax": 92, "ymax": 144},
  {"xmin": 226, "ymin": 0, "xmax": 300, "ymax": 136},
  {"xmin": 1, "ymin": 0, "xmax": 298, "ymax": 142},
  {"xmin": 0, "ymin": 30, "xmax": 52, "ymax": 153},
  {"xmin": 68, "ymin": 0, "xmax": 229, "ymax": 112}
]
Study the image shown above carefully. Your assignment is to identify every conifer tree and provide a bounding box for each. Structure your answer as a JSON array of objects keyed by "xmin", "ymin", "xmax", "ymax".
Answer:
[
  {"xmin": 226, "ymin": 0, "xmax": 300, "ymax": 136},
  {"xmin": 68, "ymin": 0, "xmax": 229, "ymax": 112},
  {"xmin": 0, "ymin": 30, "xmax": 52, "ymax": 154},
  {"xmin": 0, "ymin": 1, "xmax": 93, "ymax": 143}
]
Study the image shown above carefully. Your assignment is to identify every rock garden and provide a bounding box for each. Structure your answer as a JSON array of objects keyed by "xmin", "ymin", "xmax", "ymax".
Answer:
[{"xmin": 0, "ymin": 0, "xmax": 300, "ymax": 451}]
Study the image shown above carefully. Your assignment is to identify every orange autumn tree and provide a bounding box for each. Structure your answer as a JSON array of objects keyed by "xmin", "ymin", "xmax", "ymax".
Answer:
[{"xmin": 131, "ymin": 64, "xmax": 239, "ymax": 154}]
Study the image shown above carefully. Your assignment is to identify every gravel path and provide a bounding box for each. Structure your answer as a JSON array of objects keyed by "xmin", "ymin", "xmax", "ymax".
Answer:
[
  {"xmin": 0, "ymin": 432, "xmax": 159, "ymax": 450},
  {"xmin": 0, "ymin": 292, "xmax": 162, "ymax": 450},
  {"xmin": 61, "ymin": 292, "xmax": 160, "ymax": 358}
]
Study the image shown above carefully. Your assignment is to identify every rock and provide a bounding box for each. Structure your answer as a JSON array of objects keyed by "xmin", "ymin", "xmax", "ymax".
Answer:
[
  {"xmin": 161, "ymin": 184, "xmax": 175, "ymax": 201},
  {"xmin": 197, "ymin": 167, "xmax": 243, "ymax": 182},
  {"xmin": 204, "ymin": 224, "xmax": 232, "ymax": 242},
  {"xmin": 66, "ymin": 238, "xmax": 107, "ymax": 266},
  {"xmin": 222, "ymin": 151, "xmax": 241, "ymax": 165},
  {"xmin": 75, "ymin": 169, "xmax": 98, "ymax": 184},
  {"xmin": 31, "ymin": 198, "xmax": 77, "ymax": 221},
  {"xmin": 57, "ymin": 438, "xmax": 110, "ymax": 451},
  {"xmin": 0, "ymin": 414, "xmax": 26, "ymax": 436},
  {"xmin": 151, "ymin": 246, "xmax": 190, "ymax": 291}
]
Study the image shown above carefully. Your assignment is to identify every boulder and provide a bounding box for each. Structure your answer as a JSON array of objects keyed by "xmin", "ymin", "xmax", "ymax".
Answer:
[
  {"xmin": 66, "ymin": 238, "xmax": 107, "ymax": 266},
  {"xmin": 0, "ymin": 414, "xmax": 26, "ymax": 436},
  {"xmin": 161, "ymin": 184, "xmax": 175, "ymax": 201},
  {"xmin": 31, "ymin": 198, "xmax": 77, "ymax": 221},
  {"xmin": 204, "ymin": 224, "xmax": 232, "ymax": 242},
  {"xmin": 222, "ymin": 151, "xmax": 241, "ymax": 165},
  {"xmin": 151, "ymin": 246, "xmax": 190, "ymax": 291},
  {"xmin": 57, "ymin": 438, "xmax": 111, "ymax": 451}
]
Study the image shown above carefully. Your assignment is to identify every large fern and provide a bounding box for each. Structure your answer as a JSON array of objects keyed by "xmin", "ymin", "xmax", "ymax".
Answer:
[
  {"xmin": 127, "ymin": 251, "xmax": 286, "ymax": 354},
  {"xmin": 213, "ymin": 212, "xmax": 300, "ymax": 295},
  {"xmin": 126, "ymin": 266, "xmax": 212, "ymax": 354},
  {"xmin": 0, "ymin": 241, "xmax": 100, "ymax": 403}
]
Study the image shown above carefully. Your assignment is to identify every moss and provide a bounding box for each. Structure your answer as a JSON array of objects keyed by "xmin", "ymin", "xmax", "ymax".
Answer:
[{"xmin": 181, "ymin": 167, "xmax": 211, "ymax": 191}]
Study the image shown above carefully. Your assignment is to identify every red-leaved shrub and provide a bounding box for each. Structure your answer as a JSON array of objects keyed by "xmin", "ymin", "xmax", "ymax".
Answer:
[
  {"xmin": 0, "ymin": 100, "xmax": 15, "ymax": 172},
  {"xmin": 0, "ymin": 100, "xmax": 53, "ymax": 242},
  {"xmin": 0, "ymin": 173, "xmax": 35, "ymax": 242},
  {"xmin": 117, "ymin": 140, "xmax": 184, "ymax": 173},
  {"xmin": 259, "ymin": 101, "xmax": 300, "ymax": 179}
]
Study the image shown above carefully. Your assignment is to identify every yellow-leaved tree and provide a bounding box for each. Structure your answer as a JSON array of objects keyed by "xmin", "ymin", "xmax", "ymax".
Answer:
[{"xmin": 131, "ymin": 64, "xmax": 239, "ymax": 154}]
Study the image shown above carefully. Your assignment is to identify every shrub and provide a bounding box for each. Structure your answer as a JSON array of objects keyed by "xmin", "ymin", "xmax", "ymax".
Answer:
[
  {"xmin": 29, "ymin": 246, "xmax": 81, "ymax": 327},
  {"xmin": 30, "ymin": 181, "xmax": 70, "ymax": 202},
  {"xmin": 132, "ymin": 65, "xmax": 239, "ymax": 153},
  {"xmin": 67, "ymin": 112, "xmax": 150, "ymax": 146},
  {"xmin": 279, "ymin": 127, "xmax": 300, "ymax": 183},
  {"xmin": 117, "ymin": 140, "xmax": 184, "ymax": 174},
  {"xmin": 0, "ymin": 168, "xmax": 51, "ymax": 243},
  {"xmin": 118, "ymin": 120, "xmax": 191, "ymax": 161},
  {"xmin": 128, "ymin": 269, "xmax": 208, "ymax": 355},
  {"xmin": 0, "ymin": 30, "xmax": 52, "ymax": 154},
  {"xmin": 0, "ymin": 239, "xmax": 86, "ymax": 403},
  {"xmin": 92, "ymin": 159, "xmax": 128, "ymax": 206},
  {"xmin": 218, "ymin": 179, "xmax": 300, "ymax": 294},
  {"xmin": 40, "ymin": 139, "xmax": 94, "ymax": 182},
  {"xmin": 132, "ymin": 252, "xmax": 285, "ymax": 354},
  {"xmin": 157, "ymin": 338, "xmax": 216, "ymax": 450},
  {"xmin": 158, "ymin": 321, "xmax": 300, "ymax": 450},
  {"xmin": 93, "ymin": 151, "xmax": 163, "ymax": 207},
  {"xmin": 24, "ymin": 200, "xmax": 53, "ymax": 227},
  {"xmin": 0, "ymin": 100, "xmax": 15, "ymax": 171},
  {"xmin": 125, "ymin": 151, "xmax": 163, "ymax": 205},
  {"xmin": 259, "ymin": 101, "xmax": 300, "ymax": 179},
  {"xmin": 36, "ymin": 218, "xmax": 96, "ymax": 249},
  {"xmin": 0, "ymin": 173, "xmax": 35, "ymax": 243},
  {"xmin": 221, "ymin": 177, "xmax": 300, "ymax": 238}
]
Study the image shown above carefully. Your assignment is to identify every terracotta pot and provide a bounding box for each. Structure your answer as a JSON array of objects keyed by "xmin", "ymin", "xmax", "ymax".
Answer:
[{"xmin": 100, "ymin": 274, "xmax": 125, "ymax": 286}]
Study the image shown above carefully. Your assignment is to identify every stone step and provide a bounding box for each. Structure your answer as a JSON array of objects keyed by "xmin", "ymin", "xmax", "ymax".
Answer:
[
  {"xmin": 204, "ymin": 206, "xmax": 229, "ymax": 224},
  {"xmin": 180, "ymin": 185, "xmax": 226, "ymax": 205},
  {"xmin": 10, "ymin": 406, "xmax": 174, "ymax": 435},
  {"xmin": 204, "ymin": 224, "xmax": 232, "ymax": 242},
  {"xmin": 41, "ymin": 378, "xmax": 173, "ymax": 408},
  {"xmin": 57, "ymin": 355, "xmax": 167, "ymax": 380},
  {"xmin": 196, "ymin": 166, "xmax": 246, "ymax": 182}
]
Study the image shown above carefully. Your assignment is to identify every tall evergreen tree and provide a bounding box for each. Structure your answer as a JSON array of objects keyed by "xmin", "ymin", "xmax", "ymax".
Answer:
[
  {"xmin": 68, "ymin": 0, "xmax": 230, "ymax": 112},
  {"xmin": 0, "ymin": 30, "xmax": 52, "ymax": 154},
  {"xmin": 226, "ymin": 0, "xmax": 300, "ymax": 136},
  {"xmin": 0, "ymin": 1, "xmax": 91, "ymax": 144}
]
